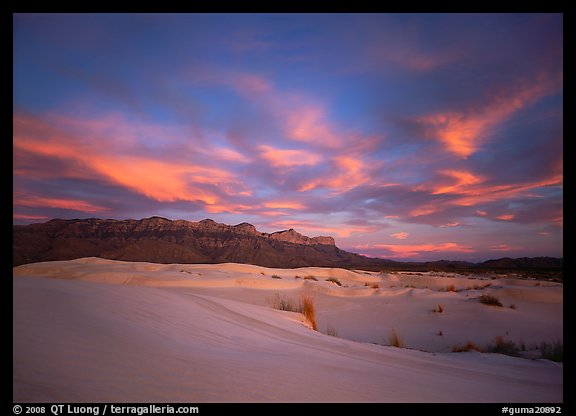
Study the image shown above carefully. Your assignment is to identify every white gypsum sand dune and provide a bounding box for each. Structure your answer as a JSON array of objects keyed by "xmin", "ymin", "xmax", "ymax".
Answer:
[{"xmin": 13, "ymin": 258, "xmax": 562, "ymax": 402}]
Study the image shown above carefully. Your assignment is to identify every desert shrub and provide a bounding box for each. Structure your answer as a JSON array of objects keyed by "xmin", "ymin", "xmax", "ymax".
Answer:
[
  {"xmin": 478, "ymin": 294, "xmax": 503, "ymax": 307},
  {"xmin": 326, "ymin": 277, "xmax": 342, "ymax": 286},
  {"xmin": 485, "ymin": 336, "xmax": 520, "ymax": 357},
  {"xmin": 180, "ymin": 269, "xmax": 191, "ymax": 274},
  {"xmin": 389, "ymin": 329, "xmax": 404, "ymax": 348},
  {"xmin": 304, "ymin": 275, "xmax": 318, "ymax": 281},
  {"xmin": 452, "ymin": 341, "xmax": 482, "ymax": 353},
  {"xmin": 447, "ymin": 284, "xmax": 456, "ymax": 292},
  {"xmin": 271, "ymin": 274, "xmax": 282, "ymax": 279},
  {"xmin": 540, "ymin": 341, "xmax": 563, "ymax": 362},
  {"xmin": 300, "ymin": 295, "xmax": 317, "ymax": 330},
  {"xmin": 294, "ymin": 275, "xmax": 302, "ymax": 279},
  {"xmin": 326, "ymin": 325, "xmax": 338, "ymax": 337},
  {"xmin": 371, "ymin": 283, "xmax": 380, "ymax": 289}
]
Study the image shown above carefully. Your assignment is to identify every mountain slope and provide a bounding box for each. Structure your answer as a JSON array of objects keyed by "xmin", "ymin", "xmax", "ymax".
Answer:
[{"xmin": 12, "ymin": 217, "xmax": 371, "ymax": 268}]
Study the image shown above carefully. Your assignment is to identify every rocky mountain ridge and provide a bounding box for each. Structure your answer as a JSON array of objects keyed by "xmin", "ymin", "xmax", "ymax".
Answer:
[{"xmin": 12, "ymin": 217, "xmax": 353, "ymax": 268}]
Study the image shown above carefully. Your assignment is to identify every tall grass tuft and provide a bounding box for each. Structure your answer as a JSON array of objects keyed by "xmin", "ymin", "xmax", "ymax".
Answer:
[
  {"xmin": 300, "ymin": 295, "xmax": 317, "ymax": 330},
  {"xmin": 389, "ymin": 328, "xmax": 404, "ymax": 348}
]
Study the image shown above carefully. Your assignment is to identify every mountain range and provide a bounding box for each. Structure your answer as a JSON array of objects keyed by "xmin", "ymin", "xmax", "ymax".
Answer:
[{"xmin": 13, "ymin": 217, "xmax": 562, "ymax": 272}]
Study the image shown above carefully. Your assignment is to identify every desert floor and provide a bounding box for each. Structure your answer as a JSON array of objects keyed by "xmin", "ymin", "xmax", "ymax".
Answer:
[{"xmin": 13, "ymin": 257, "xmax": 563, "ymax": 402}]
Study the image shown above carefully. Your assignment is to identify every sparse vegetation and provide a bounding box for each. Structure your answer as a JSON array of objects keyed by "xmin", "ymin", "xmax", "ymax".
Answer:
[
  {"xmin": 447, "ymin": 284, "xmax": 456, "ymax": 292},
  {"xmin": 388, "ymin": 329, "xmax": 404, "ymax": 348},
  {"xmin": 540, "ymin": 341, "xmax": 563, "ymax": 362},
  {"xmin": 452, "ymin": 341, "xmax": 482, "ymax": 352},
  {"xmin": 432, "ymin": 304, "xmax": 444, "ymax": 313},
  {"xmin": 271, "ymin": 274, "xmax": 282, "ymax": 279},
  {"xmin": 269, "ymin": 293, "xmax": 317, "ymax": 331},
  {"xmin": 180, "ymin": 269, "xmax": 191, "ymax": 274},
  {"xmin": 477, "ymin": 294, "xmax": 503, "ymax": 307},
  {"xmin": 304, "ymin": 275, "xmax": 318, "ymax": 281},
  {"xmin": 294, "ymin": 275, "xmax": 302, "ymax": 279},
  {"xmin": 371, "ymin": 283, "xmax": 380, "ymax": 289},
  {"xmin": 473, "ymin": 283, "xmax": 492, "ymax": 290},
  {"xmin": 485, "ymin": 336, "xmax": 520, "ymax": 357},
  {"xmin": 301, "ymin": 295, "xmax": 317, "ymax": 330},
  {"xmin": 326, "ymin": 325, "xmax": 338, "ymax": 337},
  {"xmin": 269, "ymin": 293, "xmax": 299, "ymax": 312},
  {"xmin": 326, "ymin": 277, "xmax": 342, "ymax": 286}
]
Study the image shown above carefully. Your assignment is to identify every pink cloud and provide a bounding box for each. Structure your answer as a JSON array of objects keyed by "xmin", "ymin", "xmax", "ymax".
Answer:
[
  {"xmin": 14, "ymin": 194, "xmax": 109, "ymax": 213},
  {"xmin": 496, "ymin": 214, "xmax": 515, "ymax": 221},
  {"xmin": 372, "ymin": 242, "xmax": 475, "ymax": 258},
  {"xmin": 268, "ymin": 220, "xmax": 378, "ymax": 238},
  {"xmin": 258, "ymin": 145, "xmax": 322, "ymax": 168},
  {"xmin": 285, "ymin": 105, "xmax": 341, "ymax": 147},
  {"xmin": 409, "ymin": 205, "xmax": 438, "ymax": 217},
  {"xmin": 390, "ymin": 232, "xmax": 409, "ymax": 240},
  {"xmin": 299, "ymin": 156, "xmax": 374, "ymax": 194}
]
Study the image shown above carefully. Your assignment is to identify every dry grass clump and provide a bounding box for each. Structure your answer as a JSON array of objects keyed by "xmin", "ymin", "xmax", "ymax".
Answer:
[
  {"xmin": 388, "ymin": 328, "xmax": 404, "ymax": 348},
  {"xmin": 326, "ymin": 324, "xmax": 338, "ymax": 337},
  {"xmin": 432, "ymin": 304, "xmax": 444, "ymax": 313},
  {"xmin": 371, "ymin": 283, "xmax": 380, "ymax": 289},
  {"xmin": 300, "ymin": 295, "xmax": 317, "ymax": 330},
  {"xmin": 304, "ymin": 275, "xmax": 318, "ymax": 281},
  {"xmin": 326, "ymin": 277, "xmax": 342, "ymax": 286},
  {"xmin": 447, "ymin": 284, "xmax": 456, "ymax": 292},
  {"xmin": 477, "ymin": 294, "xmax": 503, "ymax": 307},
  {"xmin": 452, "ymin": 341, "xmax": 482, "ymax": 353},
  {"xmin": 269, "ymin": 293, "xmax": 317, "ymax": 331},
  {"xmin": 271, "ymin": 274, "xmax": 282, "ymax": 279}
]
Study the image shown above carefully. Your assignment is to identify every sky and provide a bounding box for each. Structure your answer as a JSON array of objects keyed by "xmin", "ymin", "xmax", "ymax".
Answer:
[{"xmin": 13, "ymin": 13, "xmax": 563, "ymax": 262}]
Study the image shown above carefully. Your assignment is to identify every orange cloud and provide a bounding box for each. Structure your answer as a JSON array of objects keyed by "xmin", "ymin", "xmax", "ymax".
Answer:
[
  {"xmin": 496, "ymin": 214, "xmax": 515, "ymax": 221},
  {"xmin": 419, "ymin": 76, "xmax": 561, "ymax": 158},
  {"xmin": 431, "ymin": 170, "xmax": 484, "ymax": 195},
  {"xmin": 14, "ymin": 194, "xmax": 109, "ymax": 213},
  {"xmin": 373, "ymin": 242, "xmax": 474, "ymax": 258},
  {"xmin": 13, "ymin": 113, "xmax": 252, "ymax": 209},
  {"xmin": 390, "ymin": 232, "xmax": 409, "ymax": 240},
  {"xmin": 263, "ymin": 201, "xmax": 307, "ymax": 210},
  {"xmin": 258, "ymin": 145, "xmax": 322, "ymax": 168},
  {"xmin": 299, "ymin": 156, "xmax": 372, "ymax": 194}
]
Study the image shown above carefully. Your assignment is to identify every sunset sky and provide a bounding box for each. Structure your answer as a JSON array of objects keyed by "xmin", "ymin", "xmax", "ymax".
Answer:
[{"xmin": 13, "ymin": 13, "xmax": 563, "ymax": 261}]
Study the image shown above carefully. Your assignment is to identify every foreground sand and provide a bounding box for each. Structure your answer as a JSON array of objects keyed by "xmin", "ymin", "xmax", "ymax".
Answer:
[{"xmin": 13, "ymin": 258, "xmax": 562, "ymax": 402}]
